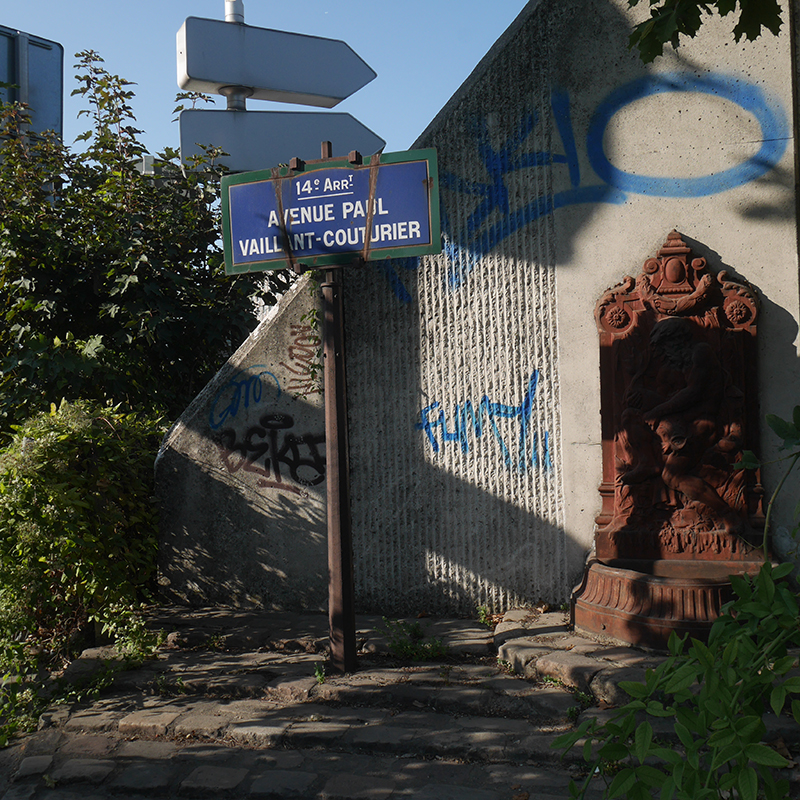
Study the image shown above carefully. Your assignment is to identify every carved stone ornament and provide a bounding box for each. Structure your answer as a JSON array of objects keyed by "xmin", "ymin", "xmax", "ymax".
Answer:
[{"xmin": 573, "ymin": 232, "xmax": 765, "ymax": 648}]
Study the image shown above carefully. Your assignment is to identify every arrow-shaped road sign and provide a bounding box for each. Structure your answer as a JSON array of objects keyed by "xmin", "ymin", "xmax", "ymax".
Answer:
[
  {"xmin": 180, "ymin": 109, "xmax": 386, "ymax": 174},
  {"xmin": 177, "ymin": 17, "xmax": 376, "ymax": 108}
]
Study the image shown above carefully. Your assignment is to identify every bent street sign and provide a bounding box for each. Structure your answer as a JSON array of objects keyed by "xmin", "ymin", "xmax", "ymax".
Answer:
[
  {"xmin": 221, "ymin": 149, "xmax": 441, "ymax": 273},
  {"xmin": 177, "ymin": 17, "xmax": 376, "ymax": 108}
]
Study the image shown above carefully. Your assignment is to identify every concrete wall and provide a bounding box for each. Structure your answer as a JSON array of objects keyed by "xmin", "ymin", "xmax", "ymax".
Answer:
[
  {"xmin": 156, "ymin": 278, "xmax": 327, "ymax": 609},
  {"xmin": 157, "ymin": 0, "xmax": 800, "ymax": 614}
]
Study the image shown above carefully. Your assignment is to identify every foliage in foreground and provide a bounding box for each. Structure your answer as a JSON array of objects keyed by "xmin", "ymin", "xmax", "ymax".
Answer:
[
  {"xmin": 556, "ymin": 562, "xmax": 800, "ymax": 800},
  {"xmin": 0, "ymin": 51, "xmax": 292, "ymax": 433},
  {"xmin": 556, "ymin": 408, "xmax": 800, "ymax": 799},
  {"xmin": 0, "ymin": 401, "xmax": 166, "ymax": 743},
  {"xmin": 628, "ymin": 0, "xmax": 783, "ymax": 62}
]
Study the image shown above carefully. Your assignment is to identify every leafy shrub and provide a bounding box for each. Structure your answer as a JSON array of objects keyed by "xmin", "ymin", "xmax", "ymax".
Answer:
[
  {"xmin": 556, "ymin": 562, "xmax": 800, "ymax": 800},
  {"xmin": 0, "ymin": 400, "xmax": 167, "ymax": 668},
  {"xmin": 0, "ymin": 51, "xmax": 293, "ymax": 432}
]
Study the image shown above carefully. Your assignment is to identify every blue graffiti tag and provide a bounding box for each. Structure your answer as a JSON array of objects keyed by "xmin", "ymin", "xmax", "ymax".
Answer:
[
  {"xmin": 415, "ymin": 371, "xmax": 551, "ymax": 472},
  {"xmin": 209, "ymin": 366, "xmax": 281, "ymax": 430},
  {"xmin": 587, "ymin": 73, "xmax": 788, "ymax": 197},
  {"xmin": 375, "ymin": 72, "xmax": 787, "ymax": 300}
]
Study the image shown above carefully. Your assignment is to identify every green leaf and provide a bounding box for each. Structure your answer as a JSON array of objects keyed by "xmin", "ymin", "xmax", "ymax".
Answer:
[
  {"xmin": 608, "ymin": 768, "xmax": 637, "ymax": 799},
  {"xmin": 675, "ymin": 721, "xmax": 694, "ymax": 749},
  {"xmin": 745, "ymin": 743, "xmax": 789, "ymax": 768},
  {"xmin": 738, "ymin": 765, "xmax": 758, "ymax": 800},
  {"xmin": 635, "ymin": 721, "xmax": 653, "ymax": 762},
  {"xmin": 766, "ymin": 414, "xmax": 800, "ymax": 449},
  {"xmin": 735, "ymin": 450, "xmax": 761, "ymax": 470},
  {"xmin": 664, "ymin": 663, "xmax": 698, "ymax": 693},
  {"xmin": 598, "ymin": 742, "xmax": 630, "ymax": 762},
  {"xmin": 771, "ymin": 685, "xmax": 787, "ymax": 716}
]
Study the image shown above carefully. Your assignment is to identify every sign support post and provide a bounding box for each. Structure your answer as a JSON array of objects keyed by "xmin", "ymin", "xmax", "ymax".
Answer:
[
  {"xmin": 322, "ymin": 264, "xmax": 357, "ymax": 673},
  {"xmin": 220, "ymin": 142, "xmax": 440, "ymax": 674}
]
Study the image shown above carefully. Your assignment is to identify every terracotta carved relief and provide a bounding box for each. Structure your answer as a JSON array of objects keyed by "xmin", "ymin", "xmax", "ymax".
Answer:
[{"xmin": 594, "ymin": 231, "xmax": 763, "ymax": 562}]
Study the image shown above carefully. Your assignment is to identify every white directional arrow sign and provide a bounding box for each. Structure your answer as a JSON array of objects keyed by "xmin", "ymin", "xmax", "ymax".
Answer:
[
  {"xmin": 180, "ymin": 110, "xmax": 385, "ymax": 174},
  {"xmin": 177, "ymin": 17, "xmax": 376, "ymax": 108}
]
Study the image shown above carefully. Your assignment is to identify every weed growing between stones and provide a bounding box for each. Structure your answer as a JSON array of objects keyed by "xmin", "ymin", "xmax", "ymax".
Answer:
[{"xmin": 378, "ymin": 618, "xmax": 449, "ymax": 661}]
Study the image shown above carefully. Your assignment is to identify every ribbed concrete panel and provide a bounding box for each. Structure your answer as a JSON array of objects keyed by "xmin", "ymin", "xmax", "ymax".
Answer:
[{"xmin": 345, "ymin": 2, "xmax": 568, "ymax": 615}]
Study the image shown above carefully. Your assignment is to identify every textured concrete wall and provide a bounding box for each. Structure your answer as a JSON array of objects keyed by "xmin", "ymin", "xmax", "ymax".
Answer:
[
  {"xmin": 157, "ymin": 0, "xmax": 800, "ymax": 614},
  {"xmin": 156, "ymin": 278, "xmax": 327, "ymax": 609},
  {"xmin": 345, "ymin": 0, "xmax": 798, "ymax": 613}
]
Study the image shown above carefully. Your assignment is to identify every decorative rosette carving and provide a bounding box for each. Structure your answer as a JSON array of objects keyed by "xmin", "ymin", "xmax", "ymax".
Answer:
[
  {"xmin": 596, "ymin": 275, "xmax": 636, "ymax": 335},
  {"xmin": 717, "ymin": 271, "xmax": 758, "ymax": 331}
]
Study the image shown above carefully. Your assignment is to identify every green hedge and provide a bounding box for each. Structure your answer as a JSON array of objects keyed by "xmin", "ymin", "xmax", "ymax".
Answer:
[{"xmin": 0, "ymin": 400, "xmax": 166, "ymax": 669}]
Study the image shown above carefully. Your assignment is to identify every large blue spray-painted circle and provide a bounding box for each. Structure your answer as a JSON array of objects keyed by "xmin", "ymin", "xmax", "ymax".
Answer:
[{"xmin": 586, "ymin": 73, "xmax": 788, "ymax": 198}]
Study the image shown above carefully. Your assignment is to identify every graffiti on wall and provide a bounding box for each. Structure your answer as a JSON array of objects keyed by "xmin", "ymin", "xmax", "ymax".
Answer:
[
  {"xmin": 209, "ymin": 366, "xmax": 281, "ymax": 431},
  {"xmin": 280, "ymin": 323, "xmax": 322, "ymax": 397},
  {"xmin": 377, "ymin": 72, "xmax": 788, "ymax": 301},
  {"xmin": 217, "ymin": 412, "xmax": 325, "ymax": 496},
  {"xmin": 416, "ymin": 371, "xmax": 551, "ymax": 473}
]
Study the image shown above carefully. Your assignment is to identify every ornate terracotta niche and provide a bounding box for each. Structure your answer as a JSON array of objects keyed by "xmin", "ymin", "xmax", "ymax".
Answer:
[{"xmin": 572, "ymin": 231, "xmax": 765, "ymax": 648}]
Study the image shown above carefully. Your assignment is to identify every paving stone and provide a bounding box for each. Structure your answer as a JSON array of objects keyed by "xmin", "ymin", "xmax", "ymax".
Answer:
[
  {"xmin": 433, "ymin": 686, "xmax": 489, "ymax": 715},
  {"xmin": 347, "ymin": 724, "xmax": 417, "ymax": 750},
  {"xmin": 590, "ymin": 666, "xmax": 646, "ymax": 706},
  {"xmin": 585, "ymin": 646, "xmax": 658, "ymax": 667},
  {"xmin": 18, "ymin": 728, "xmax": 64, "ymax": 756},
  {"xmin": 179, "ymin": 765, "xmax": 248, "ymax": 794},
  {"xmin": 507, "ymin": 733, "xmax": 568, "ymax": 763},
  {"xmin": 63, "ymin": 709, "xmax": 121, "ymax": 732},
  {"xmin": 116, "ymin": 739, "xmax": 178, "ymax": 759},
  {"xmin": 175, "ymin": 743, "xmax": 246, "ymax": 763},
  {"xmin": 526, "ymin": 685, "xmax": 580, "ymax": 717},
  {"xmin": 524, "ymin": 612, "xmax": 570, "ymax": 636},
  {"xmin": 110, "ymin": 763, "xmax": 176, "ymax": 792},
  {"xmin": 59, "ymin": 733, "xmax": 115, "ymax": 757},
  {"xmin": 248, "ymin": 770, "xmax": 318, "ymax": 797},
  {"xmin": 284, "ymin": 720, "xmax": 351, "ymax": 746},
  {"xmin": 118, "ymin": 709, "xmax": 181, "ymax": 736},
  {"xmin": 227, "ymin": 721, "xmax": 290, "ymax": 746},
  {"xmin": 501, "ymin": 609, "xmax": 538, "ymax": 624},
  {"xmin": 414, "ymin": 785, "xmax": 501, "ymax": 800},
  {"xmin": 38, "ymin": 707, "xmax": 71, "ymax": 730},
  {"xmin": 256, "ymin": 751, "xmax": 305, "ymax": 770},
  {"xmin": 50, "ymin": 758, "xmax": 115, "ymax": 784},
  {"xmin": 454, "ymin": 716, "xmax": 532, "ymax": 736},
  {"xmin": 174, "ymin": 712, "xmax": 230, "ymax": 738},
  {"xmin": 394, "ymin": 760, "xmax": 487, "ymax": 789},
  {"xmin": 266, "ymin": 676, "xmax": 317, "ymax": 701},
  {"xmin": 497, "ymin": 639, "xmax": 553, "ymax": 676},
  {"xmin": 14, "ymin": 755, "xmax": 53, "ymax": 779},
  {"xmin": 494, "ymin": 621, "xmax": 532, "ymax": 648},
  {"xmin": 320, "ymin": 773, "xmax": 395, "ymax": 800},
  {"xmin": 1, "ymin": 786, "xmax": 37, "ymax": 800},
  {"xmin": 534, "ymin": 652, "xmax": 605, "ymax": 692}
]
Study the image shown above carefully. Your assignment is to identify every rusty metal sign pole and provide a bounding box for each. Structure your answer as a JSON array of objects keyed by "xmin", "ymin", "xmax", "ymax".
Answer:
[
  {"xmin": 321, "ymin": 263, "xmax": 357, "ymax": 674},
  {"xmin": 312, "ymin": 139, "xmax": 358, "ymax": 674}
]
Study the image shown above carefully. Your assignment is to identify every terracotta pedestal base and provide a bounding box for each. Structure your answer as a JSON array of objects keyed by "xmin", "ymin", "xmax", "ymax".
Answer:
[{"xmin": 571, "ymin": 559, "xmax": 762, "ymax": 649}]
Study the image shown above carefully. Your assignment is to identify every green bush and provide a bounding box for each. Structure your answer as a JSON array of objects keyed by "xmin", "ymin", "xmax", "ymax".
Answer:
[{"xmin": 0, "ymin": 400, "xmax": 167, "ymax": 668}]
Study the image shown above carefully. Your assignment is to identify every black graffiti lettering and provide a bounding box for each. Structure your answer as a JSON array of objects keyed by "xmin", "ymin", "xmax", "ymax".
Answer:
[{"xmin": 217, "ymin": 412, "xmax": 326, "ymax": 493}]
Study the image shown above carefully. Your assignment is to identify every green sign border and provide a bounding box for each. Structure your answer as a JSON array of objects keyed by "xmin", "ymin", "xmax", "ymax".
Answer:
[{"xmin": 221, "ymin": 148, "xmax": 441, "ymax": 274}]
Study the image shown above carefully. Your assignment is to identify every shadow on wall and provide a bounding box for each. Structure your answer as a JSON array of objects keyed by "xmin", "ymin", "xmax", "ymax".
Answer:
[
  {"xmin": 157, "ymin": 0, "xmax": 797, "ymax": 618},
  {"xmin": 158, "ymin": 446, "xmax": 327, "ymax": 610}
]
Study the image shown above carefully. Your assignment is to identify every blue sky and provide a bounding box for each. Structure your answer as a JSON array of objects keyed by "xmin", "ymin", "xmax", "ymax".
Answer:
[{"xmin": 3, "ymin": 1, "xmax": 528, "ymax": 157}]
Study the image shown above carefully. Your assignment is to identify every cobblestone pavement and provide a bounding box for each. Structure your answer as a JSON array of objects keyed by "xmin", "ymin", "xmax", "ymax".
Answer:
[{"xmin": 0, "ymin": 608, "xmax": 796, "ymax": 799}]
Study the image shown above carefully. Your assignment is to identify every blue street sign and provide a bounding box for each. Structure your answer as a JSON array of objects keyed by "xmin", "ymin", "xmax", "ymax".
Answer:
[{"xmin": 221, "ymin": 149, "xmax": 440, "ymax": 273}]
